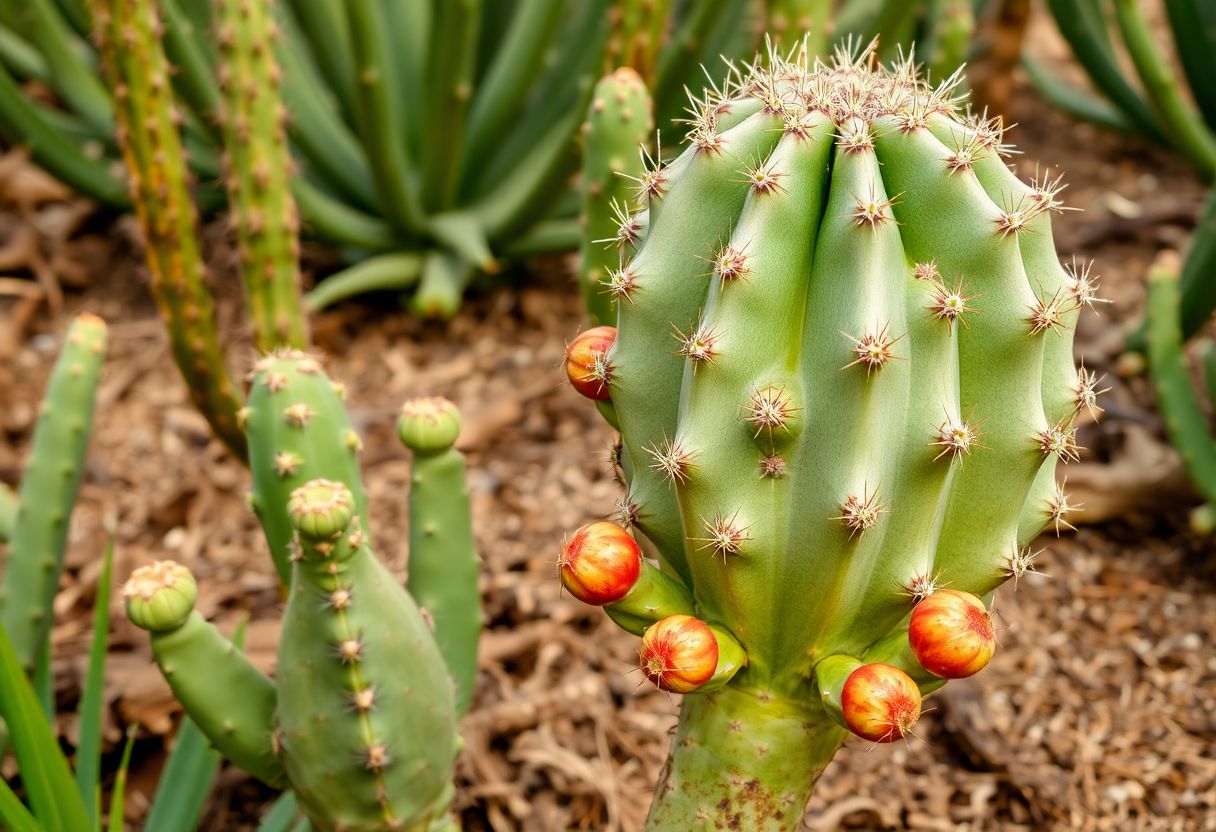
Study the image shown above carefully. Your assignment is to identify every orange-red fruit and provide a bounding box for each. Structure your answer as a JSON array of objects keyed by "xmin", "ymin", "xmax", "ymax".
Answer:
[
  {"xmin": 640, "ymin": 614, "xmax": 718, "ymax": 693},
  {"xmin": 908, "ymin": 589, "xmax": 996, "ymax": 679},
  {"xmin": 841, "ymin": 663, "xmax": 922, "ymax": 743},
  {"xmin": 560, "ymin": 522, "xmax": 641, "ymax": 606},
  {"xmin": 565, "ymin": 326, "xmax": 616, "ymax": 402}
]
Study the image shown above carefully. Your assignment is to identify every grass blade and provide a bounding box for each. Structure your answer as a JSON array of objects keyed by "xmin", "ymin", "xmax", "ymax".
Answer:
[
  {"xmin": 0, "ymin": 626, "xmax": 91, "ymax": 831},
  {"xmin": 105, "ymin": 726, "xmax": 136, "ymax": 832},
  {"xmin": 76, "ymin": 531, "xmax": 116, "ymax": 821},
  {"xmin": 255, "ymin": 793, "xmax": 299, "ymax": 832},
  {"xmin": 0, "ymin": 775, "xmax": 42, "ymax": 832}
]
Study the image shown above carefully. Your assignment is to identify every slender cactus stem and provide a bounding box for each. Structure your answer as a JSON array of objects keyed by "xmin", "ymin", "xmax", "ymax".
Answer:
[{"xmin": 1113, "ymin": 0, "xmax": 1216, "ymax": 180}]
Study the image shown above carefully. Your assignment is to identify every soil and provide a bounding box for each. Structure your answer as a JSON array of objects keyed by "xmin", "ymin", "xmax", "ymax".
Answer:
[{"xmin": 2, "ymin": 27, "xmax": 1215, "ymax": 832}]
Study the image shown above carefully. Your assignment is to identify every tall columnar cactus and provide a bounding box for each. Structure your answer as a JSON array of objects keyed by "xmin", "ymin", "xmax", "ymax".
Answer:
[
  {"xmin": 562, "ymin": 43, "xmax": 1096, "ymax": 830},
  {"xmin": 215, "ymin": 0, "xmax": 309, "ymax": 351},
  {"xmin": 93, "ymin": 0, "xmax": 248, "ymax": 459},
  {"xmin": 126, "ymin": 353, "xmax": 479, "ymax": 830},
  {"xmin": 579, "ymin": 68, "xmax": 653, "ymax": 327},
  {"xmin": 1, "ymin": 313, "xmax": 106, "ymax": 676},
  {"xmin": 93, "ymin": 0, "xmax": 316, "ymax": 464}
]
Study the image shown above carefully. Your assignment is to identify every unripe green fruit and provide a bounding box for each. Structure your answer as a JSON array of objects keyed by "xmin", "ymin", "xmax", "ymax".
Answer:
[
  {"xmin": 288, "ymin": 479, "xmax": 355, "ymax": 539},
  {"xmin": 397, "ymin": 397, "xmax": 462, "ymax": 453},
  {"xmin": 123, "ymin": 560, "xmax": 198, "ymax": 632}
]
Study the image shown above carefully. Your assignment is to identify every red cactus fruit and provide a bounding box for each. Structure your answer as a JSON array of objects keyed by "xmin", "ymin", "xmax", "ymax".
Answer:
[
  {"xmin": 640, "ymin": 614, "xmax": 718, "ymax": 693},
  {"xmin": 908, "ymin": 588, "xmax": 997, "ymax": 678},
  {"xmin": 841, "ymin": 662, "xmax": 922, "ymax": 742},
  {"xmin": 565, "ymin": 326, "xmax": 616, "ymax": 402},
  {"xmin": 560, "ymin": 521, "xmax": 641, "ymax": 605}
]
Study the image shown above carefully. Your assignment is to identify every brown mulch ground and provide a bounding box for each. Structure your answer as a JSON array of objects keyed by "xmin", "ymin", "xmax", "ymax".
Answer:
[{"xmin": 3, "ymin": 38, "xmax": 1216, "ymax": 832}]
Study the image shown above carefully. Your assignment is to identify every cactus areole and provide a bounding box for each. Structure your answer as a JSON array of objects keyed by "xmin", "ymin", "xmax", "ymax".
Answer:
[{"xmin": 566, "ymin": 41, "xmax": 1095, "ymax": 830}]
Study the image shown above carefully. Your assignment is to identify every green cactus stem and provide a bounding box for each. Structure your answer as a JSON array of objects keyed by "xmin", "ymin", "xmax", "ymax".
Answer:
[
  {"xmin": 1112, "ymin": 0, "xmax": 1216, "ymax": 180},
  {"xmin": 1146, "ymin": 251, "xmax": 1216, "ymax": 511},
  {"xmin": 93, "ymin": 0, "xmax": 247, "ymax": 460},
  {"xmin": 1, "ymin": 313, "xmax": 105, "ymax": 675},
  {"xmin": 579, "ymin": 68, "xmax": 653, "ymax": 326},
  {"xmin": 215, "ymin": 0, "xmax": 308, "ymax": 351},
  {"xmin": 567, "ymin": 41, "xmax": 1092, "ymax": 831},
  {"xmin": 278, "ymin": 479, "xmax": 458, "ymax": 831},
  {"xmin": 765, "ymin": 0, "xmax": 833, "ymax": 54},
  {"xmin": 398, "ymin": 398, "xmax": 482, "ymax": 717},
  {"xmin": 644, "ymin": 686, "xmax": 845, "ymax": 831},
  {"xmin": 608, "ymin": 0, "xmax": 674, "ymax": 82},
  {"xmin": 123, "ymin": 560, "xmax": 286, "ymax": 787},
  {"xmin": 0, "ymin": 483, "xmax": 15, "ymax": 543},
  {"xmin": 243, "ymin": 351, "xmax": 371, "ymax": 586}
]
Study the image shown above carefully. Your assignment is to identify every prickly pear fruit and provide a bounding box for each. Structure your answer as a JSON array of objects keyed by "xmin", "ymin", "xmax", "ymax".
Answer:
[
  {"xmin": 908, "ymin": 589, "xmax": 997, "ymax": 678},
  {"xmin": 561, "ymin": 521, "xmax": 642, "ymax": 605},
  {"xmin": 841, "ymin": 663, "xmax": 923, "ymax": 743},
  {"xmin": 640, "ymin": 614, "xmax": 718, "ymax": 693},
  {"xmin": 565, "ymin": 326, "xmax": 616, "ymax": 402}
]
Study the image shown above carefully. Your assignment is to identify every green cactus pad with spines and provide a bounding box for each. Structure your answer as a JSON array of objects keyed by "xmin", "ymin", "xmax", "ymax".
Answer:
[
  {"xmin": 579, "ymin": 68, "xmax": 653, "ymax": 326},
  {"xmin": 244, "ymin": 352, "xmax": 371, "ymax": 586},
  {"xmin": 277, "ymin": 481, "xmax": 458, "ymax": 831},
  {"xmin": 93, "ymin": 0, "xmax": 247, "ymax": 461},
  {"xmin": 1, "ymin": 313, "xmax": 105, "ymax": 674},
  {"xmin": 215, "ymin": 0, "xmax": 308, "ymax": 352},
  {"xmin": 573, "ymin": 44, "xmax": 1091, "ymax": 830},
  {"xmin": 398, "ymin": 399, "xmax": 482, "ymax": 717},
  {"xmin": 123, "ymin": 561, "xmax": 286, "ymax": 788}
]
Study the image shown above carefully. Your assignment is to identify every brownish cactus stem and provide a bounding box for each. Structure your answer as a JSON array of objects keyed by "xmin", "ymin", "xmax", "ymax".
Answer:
[{"xmin": 93, "ymin": 0, "xmax": 247, "ymax": 460}]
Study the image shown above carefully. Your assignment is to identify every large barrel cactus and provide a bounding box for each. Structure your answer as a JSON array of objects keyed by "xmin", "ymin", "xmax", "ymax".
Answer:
[{"xmin": 562, "ymin": 42, "xmax": 1099, "ymax": 830}]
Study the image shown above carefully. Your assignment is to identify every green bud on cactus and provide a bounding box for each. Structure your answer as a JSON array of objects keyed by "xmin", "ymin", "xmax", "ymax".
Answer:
[
  {"xmin": 123, "ymin": 561, "xmax": 198, "ymax": 633},
  {"xmin": 288, "ymin": 479, "xmax": 355, "ymax": 540},
  {"xmin": 397, "ymin": 397, "xmax": 462, "ymax": 454}
]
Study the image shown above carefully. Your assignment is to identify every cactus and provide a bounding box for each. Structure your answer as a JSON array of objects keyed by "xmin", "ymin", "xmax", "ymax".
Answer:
[
  {"xmin": 93, "ymin": 0, "xmax": 318, "ymax": 463},
  {"xmin": 127, "ymin": 354, "xmax": 479, "ymax": 830},
  {"xmin": 93, "ymin": 0, "xmax": 249, "ymax": 459},
  {"xmin": 562, "ymin": 42, "xmax": 1093, "ymax": 830},
  {"xmin": 1, "ymin": 313, "xmax": 106, "ymax": 676},
  {"xmin": 215, "ymin": 0, "xmax": 309, "ymax": 351},
  {"xmin": 579, "ymin": 68, "xmax": 654, "ymax": 326},
  {"xmin": 1146, "ymin": 251, "xmax": 1216, "ymax": 534},
  {"xmin": 398, "ymin": 398, "xmax": 482, "ymax": 717}
]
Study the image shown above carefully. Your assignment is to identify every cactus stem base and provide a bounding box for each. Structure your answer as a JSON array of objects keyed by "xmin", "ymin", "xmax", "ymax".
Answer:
[{"xmin": 644, "ymin": 685, "xmax": 847, "ymax": 832}]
